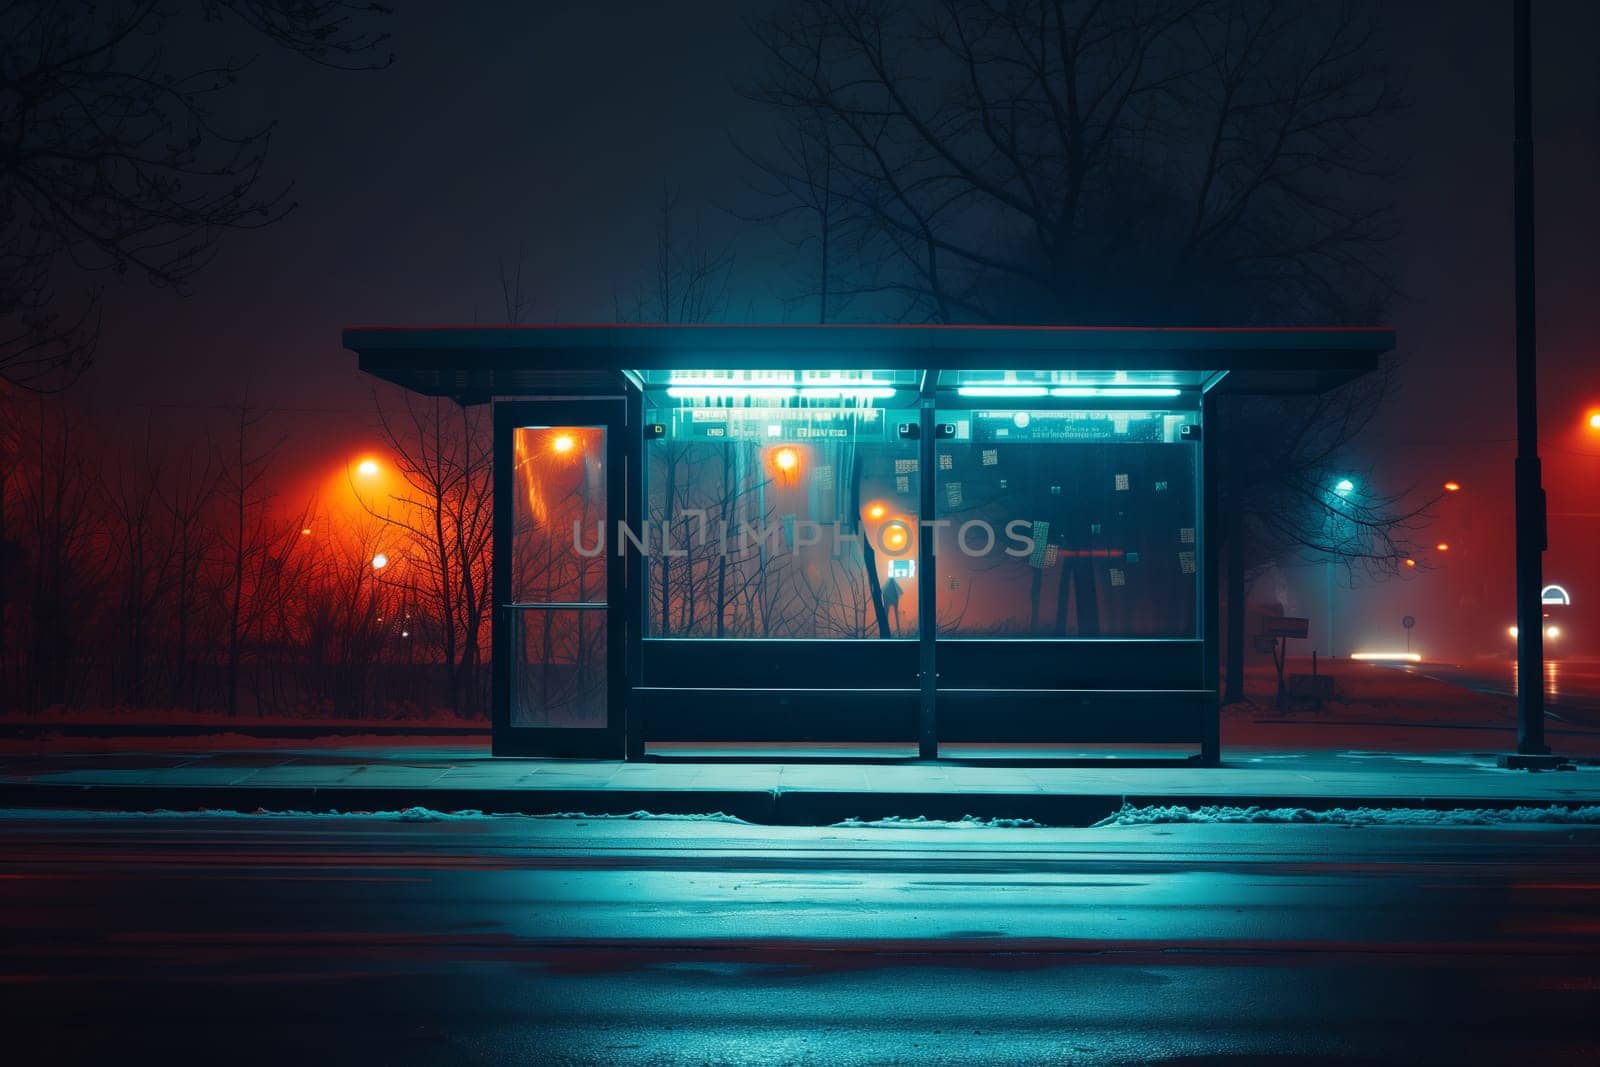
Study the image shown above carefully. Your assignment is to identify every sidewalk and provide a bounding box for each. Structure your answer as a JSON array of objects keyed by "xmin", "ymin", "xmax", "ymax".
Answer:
[{"xmin": 2, "ymin": 746, "xmax": 1596, "ymax": 825}]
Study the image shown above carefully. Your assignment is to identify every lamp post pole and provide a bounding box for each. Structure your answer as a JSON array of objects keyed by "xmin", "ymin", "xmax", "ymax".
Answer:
[
  {"xmin": 1326, "ymin": 560, "xmax": 1335, "ymax": 660},
  {"xmin": 1512, "ymin": 0, "xmax": 1548, "ymax": 755},
  {"xmin": 1327, "ymin": 478, "xmax": 1353, "ymax": 659}
]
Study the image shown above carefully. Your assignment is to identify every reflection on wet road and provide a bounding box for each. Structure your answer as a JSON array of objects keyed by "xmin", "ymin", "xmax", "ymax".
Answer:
[
  {"xmin": 1414, "ymin": 659, "xmax": 1600, "ymax": 725},
  {"xmin": 3, "ymin": 813, "xmax": 1599, "ymax": 1063}
]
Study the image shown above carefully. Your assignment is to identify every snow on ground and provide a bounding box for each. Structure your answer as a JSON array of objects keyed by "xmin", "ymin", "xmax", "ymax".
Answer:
[
  {"xmin": 8, "ymin": 804, "xmax": 1600, "ymax": 830},
  {"xmin": 0, "ymin": 807, "xmax": 753, "ymax": 823},
  {"xmin": 1097, "ymin": 803, "xmax": 1600, "ymax": 827},
  {"xmin": 830, "ymin": 815, "xmax": 1046, "ymax": 829}
]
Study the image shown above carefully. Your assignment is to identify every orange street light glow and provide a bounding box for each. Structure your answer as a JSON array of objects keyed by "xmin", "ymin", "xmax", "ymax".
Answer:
[
  {"xmin": 551, "ymin": 433, "xmax": 575, "ymax": 454},
  {"xmin": 1442, "ymin": 481, "xmax": 1461, "ymax": 492},
  {"xmin": 882, "ymin": 525, "xmax": 908, "ymax": 551},
  {"xmin": 1435, "ymin": 542, "xmax": 1450, "ymax": 552},
  {"xmin": 867, "ymin": 503, "xmax": 887, "ymax": 520},
  {"xmin": 1404, "ymin": 558, "xmax": 1417, "ymax": 568},
  {"xmin": 371, "ymin": 552, "xmax": 389, "ymax": 571},
  {"xmin": 1588, "ymin": 411, "xmax": 1600, "ymax": 431},
  {"xmin": 774, "ymin": 447, "xmax": 799, "ymax": 472},
  {"xmin": 301, "ymin": 527, "xmax": 312, "ymax": 536},
  {"xmin": 356, "ymin": 458, "xmax": 380, "ymax": 477}
]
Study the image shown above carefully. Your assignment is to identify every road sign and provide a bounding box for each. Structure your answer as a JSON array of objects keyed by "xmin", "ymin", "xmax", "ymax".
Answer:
[
  {"xmin": 1402, "ymin": 615, "xmax": 1416, "ymax": 629},
  {"xmin": 1263, "ymin": 616, "xmax": 1310, "ymax": 638}
]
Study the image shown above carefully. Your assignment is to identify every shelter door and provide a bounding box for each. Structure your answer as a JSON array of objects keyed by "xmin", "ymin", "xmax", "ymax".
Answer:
[{"xmin": 494, "ymin": 400, "xmax": 625, "ymax": 757}]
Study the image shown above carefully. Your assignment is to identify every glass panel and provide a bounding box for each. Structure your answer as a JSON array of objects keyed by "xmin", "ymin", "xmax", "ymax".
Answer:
[
  {"xmin": 509, "ymin": 423, "xmax": 608, "ymax": 731},
  {"xmin": 645, "ymin": 401, "xmax": 919, "ymax": 638},
  {"xmin": 510, "ymin": 426, "xmax": 606, "ymax": 604},
  {"xmin": 510, "ymin": 606, "xmax": 607, "ymax": 727},
  {"xmin": 939, "ymin": 369, "xmax": 1209, "ymax": 389},
  {"xmin": 934, "ymin": 407, "xmax": 1199, "ymax": 638}
]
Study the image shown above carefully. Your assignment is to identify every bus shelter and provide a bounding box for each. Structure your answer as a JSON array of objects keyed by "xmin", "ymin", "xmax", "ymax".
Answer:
[{"xmin": 346, "ymin": 324, "xmax": 1391, "ymax": 763}]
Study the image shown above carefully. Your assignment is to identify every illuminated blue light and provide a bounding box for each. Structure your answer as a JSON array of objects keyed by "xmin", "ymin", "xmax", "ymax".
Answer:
[
  {"xmin": 797, "ymin": 387, "xmax": 899, "ymax": 401},
  {"xmin": 956, "ymin": 385, "xmax": 1049, "ymax": 398},
  {"xmin": 1334, "ymin": 478, "xmax": 1355, "ymax": 495},
  {"xmin": 1049, "ymin": 387, "xmax": 1183, "ymax": 398},
  {"xmin": 665, "ymin": 386, "xmax": 798, "ymax": 401}
]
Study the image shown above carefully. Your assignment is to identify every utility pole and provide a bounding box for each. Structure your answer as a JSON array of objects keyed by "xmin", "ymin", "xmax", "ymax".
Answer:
[
  {"xmin": 1326, "ymin": 561, "xmax": 1335, "ymax": 660},
  {"xmin": 1511, "ymin": 0, "xmax": 1550, "ymax": 759}
]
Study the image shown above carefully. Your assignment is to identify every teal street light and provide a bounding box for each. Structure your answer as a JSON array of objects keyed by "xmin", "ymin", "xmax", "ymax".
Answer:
[{"xmin": 1327, "ymin": 477, "xmax": 1356, "ymax": 656}]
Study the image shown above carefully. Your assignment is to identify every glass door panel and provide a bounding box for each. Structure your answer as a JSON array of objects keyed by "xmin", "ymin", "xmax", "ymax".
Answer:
[{"xmin": 495, "ymin": 406, "xmax": 624, "ymax": 756}]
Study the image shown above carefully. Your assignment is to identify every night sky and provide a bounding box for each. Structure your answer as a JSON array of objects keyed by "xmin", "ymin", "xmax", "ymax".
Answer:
[{"xmin": 76, "ymin": 0, "xmax": 1600, "ymax": 655}]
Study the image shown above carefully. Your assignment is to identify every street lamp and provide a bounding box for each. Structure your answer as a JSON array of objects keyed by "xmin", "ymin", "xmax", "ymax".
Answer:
[
  {"xmin": 356, "ymin": 458, "xmax": 380, "ymax": 478},
  {"xmin": 1326, "ymin": 477, "xmax": 1356, "ymax": 657},
  {"xmin": 1587, "ymin": 411, "xmax": 1600, "ymax": 431}
]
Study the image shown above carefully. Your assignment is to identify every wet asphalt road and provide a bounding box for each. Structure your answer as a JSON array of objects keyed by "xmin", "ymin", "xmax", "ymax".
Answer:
[
  {"xmin": 2, "ymin": 812, "xmax": 1598, "ymax": 1065},
  {"xmin": 1408, "ymin": 659, "xmax": 1600, "ymax": 726}
]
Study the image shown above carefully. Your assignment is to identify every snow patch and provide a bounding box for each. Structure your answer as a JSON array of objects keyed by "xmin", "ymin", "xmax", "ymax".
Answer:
[
  {"xmin": 532, "ymin": 810, "xmax": 751, "ymax": 823},
  {"xmin": 832, "ymin": 814, "xmax": 1046, "ymax": 829},
  {"xmin": 1096, "ymin": 803, "xmax": 1600, "ymax": 827},
  {"xmin": 0, "ymin": 807, "xmax": 748, "ymax": 823}
]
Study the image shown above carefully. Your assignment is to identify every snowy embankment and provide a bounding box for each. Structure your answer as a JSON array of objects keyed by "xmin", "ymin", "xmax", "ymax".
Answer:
[
  {"xmin": 1096, "ymin": 803, "xmax": 1600, "ymax": 827},
  {"xmin": 830, "ymin": 815, "xmax": 1046, "ymax": 829},
  {"xmin": 0, "ymin": 806, "xmax": 752, "ymax": 823},
  {"xmin": 10, "ymin": 804, "xmax": 1600, "ymax": 828}
]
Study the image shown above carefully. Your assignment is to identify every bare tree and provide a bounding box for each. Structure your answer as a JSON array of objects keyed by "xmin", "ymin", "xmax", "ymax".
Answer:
[
  {"xmin": 1217, "ymin": 379, "xmax": 1436, "ymax": 699},
  {"xmin": 213, "ymin": 393, "xmax": 285, "ymax": 716},
  {"xmin": 157, "ymin": 445, "xmax": 220, "ymax": 708},
  {"xmin": 624, "ymin": 186, "xmax": 736, "ymax": 324},
  {"xmin": 368, "ymin": 393, "xmax": 494, "ymax": 717},
  {"xmin": 498, "ymin": 241, "xmax": 536, "ymax": 324},
  {"xmin": 749, "ymin": 0, "xmax": 1423, "ymax": 695},
  {"xmin": 0, "ymin": 1, "xmax": 392, "ymax": 389},
  {"xmin": 0, "ymin": 387, "xmax": 20, "ymax": 697},
  {"xmin": 103, "ymin": 421, "xmax": 174, "ymax": 707},
  {"xmin": 10, "ymin": 397, "xmax": 104, "ymax": 709},
  {"xmin": 747, "ymin": 0, "xmax": 1402, "ymax": 325}
]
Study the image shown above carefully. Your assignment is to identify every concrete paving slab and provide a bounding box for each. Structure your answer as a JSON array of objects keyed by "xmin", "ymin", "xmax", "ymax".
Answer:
[{"xmin": 0, "ymin": 747, "xmax": 1596, "ymax": 825}]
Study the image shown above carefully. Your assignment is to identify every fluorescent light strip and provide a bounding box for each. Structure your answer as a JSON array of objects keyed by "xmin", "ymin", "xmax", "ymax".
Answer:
[
  {"xmin": 668, "ymin": 373, "xmax": 796, "ymax": 386},
  {"xmin": 664, "ymin": 386, "xmax": 798, "ymax": 400},
  {"xmin": 798, "ymin": 387, "xmax": 898, "ymax": 400},
  {"xmin": 956, "ymin": 385, "xmax": 1050, "ymax": 398},
  {"xmin": 666, "ymin": 374, "xmax": 900, "ymax": 387},
  {"xmin": 1050, "ymin": 387, "xmax": 1183, "ymax": 398},
  {"xmin": 799, "ymin": 377, "xmax": 897, "ymax": 387},
  {"xmin": 1350, "ymin": 652, "xmax": 1422, "ymax": 663}
]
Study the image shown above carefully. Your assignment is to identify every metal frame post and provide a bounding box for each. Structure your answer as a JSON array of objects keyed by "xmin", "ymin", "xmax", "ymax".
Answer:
[
  {"xmin": 625, "ymin": 384, "xmax": 646, "ymax": 760},
  {"xmin": 917, "ymin": 396, "xmax": 938, "ymax": 759},
  {"xmin": 1513, "ymin": 0, "xmax": 1548, "ymax": 755},
  {"xmin": 1200, "ymin": 390, "xmax": 1221, "ymax": 764}
]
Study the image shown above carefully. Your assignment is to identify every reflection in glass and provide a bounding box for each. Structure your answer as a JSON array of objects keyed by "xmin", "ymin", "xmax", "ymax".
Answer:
[
  {"xmin": 510, "ymin": 606, "xmax": 606, "ymax": 727},
  {"xmin": 646, "ymin": 402, "xmax": 919, "ymax": 638},
  {"xmin": 935, "ymin": 408, "xmax": 1199, "ymax": 638},
  {"xmin": 510, "ymin": 426, "xmax": 608, "ymax": 727}
]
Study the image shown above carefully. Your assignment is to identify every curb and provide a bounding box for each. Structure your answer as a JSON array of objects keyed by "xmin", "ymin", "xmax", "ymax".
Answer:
[{"xmin": 3, "ymin": 782, "xmax": 1596, "ymax": 826}]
